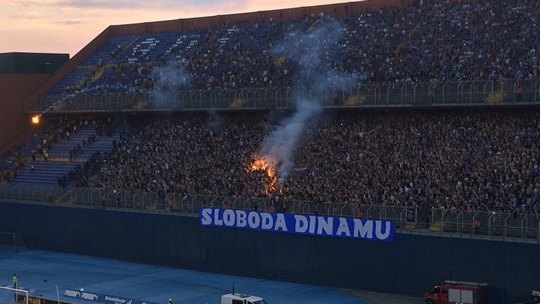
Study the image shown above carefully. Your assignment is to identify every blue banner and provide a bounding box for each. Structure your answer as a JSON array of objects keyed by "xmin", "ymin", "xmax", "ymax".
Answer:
[
  {"xmin": 64, "ymin": 288, "xmax": 160, "ymax": 304},
  {"xmin": 199, "ymin": 208, "xmax": 395, "ymax": 242}
]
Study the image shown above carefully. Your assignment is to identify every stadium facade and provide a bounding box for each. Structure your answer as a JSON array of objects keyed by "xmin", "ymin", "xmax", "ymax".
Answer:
[{"xmin": 1, "ymin": 0, "xmax": 540, "ymax": 303}]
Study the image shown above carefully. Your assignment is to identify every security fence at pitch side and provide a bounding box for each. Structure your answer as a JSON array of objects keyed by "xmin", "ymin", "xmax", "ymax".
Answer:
[{"xmin": 0, "ymin": 184, "xmax": 538, "ymax": 243}]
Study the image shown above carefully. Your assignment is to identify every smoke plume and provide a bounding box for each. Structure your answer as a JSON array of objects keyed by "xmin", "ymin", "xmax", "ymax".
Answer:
[
  {"xmin": 260, "ymin": 101, "xmax": 321, "ymax": 183},
  {"xmin": 259, "ymin": 14, "xmax": 360, "ymax": 183},
  {"xmin": 150, "ymin": 60, "xmax": 192, "ymax": 109},
  {"xmin": 208, "ymin": 108, "xmax": 224, "ymax": 132}
]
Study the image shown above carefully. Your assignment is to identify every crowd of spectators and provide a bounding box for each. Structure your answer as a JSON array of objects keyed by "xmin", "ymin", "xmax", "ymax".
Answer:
[
  {"xmin": 67, "ymin": 152, "xmax": 106, "ymax": 187},
  {"xmin": 52, "ymin": 0, "xmax": 539, "ymax": 98},
  {"xmin": 84, "ymin": 110, "xmax": 540, "ymax": 215}
]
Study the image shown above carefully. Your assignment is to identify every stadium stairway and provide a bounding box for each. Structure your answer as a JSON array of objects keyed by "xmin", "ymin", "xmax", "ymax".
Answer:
[{"xmin": 9, "ymin": 127, "xmax": 119, "ymax": 187}]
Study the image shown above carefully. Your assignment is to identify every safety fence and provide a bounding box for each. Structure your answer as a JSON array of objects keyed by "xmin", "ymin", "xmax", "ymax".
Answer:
[
  {"xmin": 0, "ymin": 184, "xmax": 538, "ymax": 243},
  {"xmin": 29, "ymin": 79, "xmax": 540, "ymax": 113}
]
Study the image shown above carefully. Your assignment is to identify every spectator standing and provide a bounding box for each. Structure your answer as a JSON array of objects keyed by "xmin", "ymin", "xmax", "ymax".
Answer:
[
  {"xmin": 516, "ymin": 86, "xmax": 524, "ymax": 102},
  {"xmin": 12, "ymin": 274, "xmax": 18, "ymax": 302}
]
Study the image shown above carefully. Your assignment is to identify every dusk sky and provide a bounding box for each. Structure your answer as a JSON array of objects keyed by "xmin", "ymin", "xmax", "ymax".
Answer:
[{"xmin": 1, "ymin": 0, "xmax": 352, "ymax": 57}]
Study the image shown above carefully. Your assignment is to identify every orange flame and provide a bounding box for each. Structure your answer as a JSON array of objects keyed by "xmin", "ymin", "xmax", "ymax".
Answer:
[
  {"xmin": 31, "ymin": 115, "xmax": 40, "ymax": 125},
  {"xmin": 248, "ymin": 157, "xmax": 279, "ymax": 196}
]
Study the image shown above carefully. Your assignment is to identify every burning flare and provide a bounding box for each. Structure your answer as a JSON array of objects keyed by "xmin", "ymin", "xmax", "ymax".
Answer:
[
  {"xmin": 248, "ymin": 157, "xmax": 279, "ymax": 196},
  {"xmin": 31, "ymin": 115, "xmax": 40, "ymax": 125}
]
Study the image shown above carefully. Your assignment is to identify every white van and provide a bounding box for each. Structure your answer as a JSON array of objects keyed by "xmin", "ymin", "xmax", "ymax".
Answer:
[{"xmin": 220, "ymin": 293, "xmax": 266, "ymax": 304}]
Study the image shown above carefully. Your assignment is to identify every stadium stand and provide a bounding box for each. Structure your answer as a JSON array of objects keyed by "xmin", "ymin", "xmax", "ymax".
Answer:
[{"xmin": 37, "ymin": 0, "xmax": 540, "ymax": 100}]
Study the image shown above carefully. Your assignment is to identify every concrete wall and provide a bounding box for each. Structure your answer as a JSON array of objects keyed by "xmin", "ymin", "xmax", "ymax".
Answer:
[
  {"xmin": 0, "ymin": 53, "xmax": 69, "ymax": 74},
  {"xmin": 0, "ymin": 201, "xmax": 538, "ymax": 304},
  {"xmin": 110, "ymin": 0, "xmax": 414, "ymax": 35},
  {"xmin": 0, "ymin": 74, "xmax": 49, "ymax": 154}
]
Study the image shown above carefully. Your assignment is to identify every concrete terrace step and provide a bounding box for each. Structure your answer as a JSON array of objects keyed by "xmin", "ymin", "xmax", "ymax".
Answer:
[
  {"xmin": 24, "ymin": 161, "xmax": 77, "ymax": 168},
  {"xmin": 17, "ymin": 170, "xmax": 76, "ymax": 177},
  {"xmin": 17, "ymin": 170, "xmax": 74, "ymax": 177},
  {"xmin": 48, "ymin": 148, "xmax": 111, "ymax": 157},
  {"xmin": 46, "ymin": 134, "xmax": 119, "ymax": 161},
  {"xmin": 10, "ymin": 179, "xmax": 59, "ymax": 186},
  {"xmin": 11, "ymin": 161, "xmax": 80, "ymax": 186}
]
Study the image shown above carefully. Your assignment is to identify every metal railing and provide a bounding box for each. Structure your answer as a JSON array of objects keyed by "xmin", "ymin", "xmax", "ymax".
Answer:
[
  {"xmin": 0, "ymin": 184, "xmax": 539, "ymax": 243},
  {"xmin": 29, "ymin": 79, "xmax": 540, "ymax": 113},
  {"xmin": 0, "ymin": 185, "xmax": 67, "ymax": 203}
]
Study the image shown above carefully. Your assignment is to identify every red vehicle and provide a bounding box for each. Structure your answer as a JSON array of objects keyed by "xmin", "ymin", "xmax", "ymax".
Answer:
[{"xmin": 424, "ymin": 280, "xmax": 488, "ymax": 304}]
